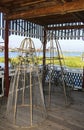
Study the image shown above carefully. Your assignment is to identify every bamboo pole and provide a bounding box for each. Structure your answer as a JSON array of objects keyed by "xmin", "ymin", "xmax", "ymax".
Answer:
[
  {"xmin": 22, "ymin": 65, "xmax": 26, "ymax": 104},
  {"xmin": 55, "ymin": 39, "xmax": 67, "ymax": 104},
  {"xmin": 30, "ymin": 67, "xmax": 32, "ymax": 126},
  {"xmin": 13, "ymin": 66, "xmax": 20, "ymax": 124}
]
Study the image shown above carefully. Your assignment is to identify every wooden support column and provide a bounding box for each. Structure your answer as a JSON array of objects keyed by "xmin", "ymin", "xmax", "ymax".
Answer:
[
  {"xmin": 43, "ymin": 28, "xmax": 47, "ymax": 66},
  {"xmin": 82, "ymin": 66, "xmax": 84, "ymax": 91},
  {"xmin": 4, "ymin": 20, "xmax": 9, "ymax": 97},
  {"xmin": 42, "ymin": 28, "xmax": 47, "ymax": 91}
]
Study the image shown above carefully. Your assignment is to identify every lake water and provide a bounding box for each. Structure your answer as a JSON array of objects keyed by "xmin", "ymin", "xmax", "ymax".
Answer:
[{"xmin": 0, "ymin": 51, "xmax": 82, "ymax": 58}]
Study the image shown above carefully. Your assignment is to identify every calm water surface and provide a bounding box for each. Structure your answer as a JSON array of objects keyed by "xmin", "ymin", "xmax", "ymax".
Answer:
[{"xmin": 0, "ymin": 51, "xmax": 82, "ymax": 58}]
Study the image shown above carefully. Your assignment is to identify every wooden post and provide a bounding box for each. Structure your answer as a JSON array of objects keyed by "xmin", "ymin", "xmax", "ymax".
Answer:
[
  {"xmin": 4, "ymin": 20, "xmax": 9, "ymax": 97},
  {"xmin": 42, "ymin": 28, "xmax": 47, "ymax": 91},
  {"xmin": 43, "ymin": 28, "xmax": 47, "ymax": 66},
  {"xmin": 82, "ymin": 66, "xmax": 84, "ymax": 91}
]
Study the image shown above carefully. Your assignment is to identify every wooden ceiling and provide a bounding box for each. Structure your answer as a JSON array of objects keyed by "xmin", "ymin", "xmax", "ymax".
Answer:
[{"xmin": 0, "ymin": 0, "xmax": 84, "ymax": 26}]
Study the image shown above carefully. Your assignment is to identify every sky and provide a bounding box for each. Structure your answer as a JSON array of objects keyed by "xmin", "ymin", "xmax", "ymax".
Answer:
[
  {"xmin": 0, "ymin": 34, "xmax": 84, "ymax": 52},
  {"xmin": 58, "ymin": 39, "xmax": 84, "ymax": 52}
]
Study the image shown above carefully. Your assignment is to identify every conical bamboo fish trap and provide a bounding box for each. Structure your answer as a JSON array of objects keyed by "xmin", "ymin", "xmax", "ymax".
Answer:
[
  {"xmin": 44, "ymin": 33, "xmax": 73, "ymax": 108},
  {"xmin": 7, "ymin": 38, "xmax": 46, "ymax": 127}
]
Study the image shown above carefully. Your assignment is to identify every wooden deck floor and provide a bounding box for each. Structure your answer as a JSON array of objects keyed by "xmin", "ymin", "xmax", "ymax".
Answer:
[{"xmin": 0, "ymin": 90, "xmax": 84, "ymax": 130}]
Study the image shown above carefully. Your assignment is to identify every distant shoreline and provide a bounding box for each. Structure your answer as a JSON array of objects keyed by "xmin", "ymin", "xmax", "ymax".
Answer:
[
  {"xmin": 0, "ymin": 48, "xmax": 83, "ymax": 53},
  {"xmin": 0, "ymin": 51, "xmax": 83, "ymax": 58}
]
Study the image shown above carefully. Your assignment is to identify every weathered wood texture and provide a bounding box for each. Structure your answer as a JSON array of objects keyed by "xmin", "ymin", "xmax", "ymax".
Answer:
[{"xmin": 0, "ymin": 0, "xmax": 84, "ymax": 26}]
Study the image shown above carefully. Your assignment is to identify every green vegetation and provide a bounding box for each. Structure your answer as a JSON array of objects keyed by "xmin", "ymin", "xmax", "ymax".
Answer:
[
  {"xmin": 9, "ymin": 57, "xmax": 20, "ymax": 67},
  {"xmin": 37, "ymin": 56, "xmax": 84, "ymax": 68},
  {"xmin": 0, "ymin": 56, "xmax": 84, "ymax": 69},
  {"xmin": 0, "ymin": 57, "xmax": 4, "ymax": 62},
  {"xmin": 64, "ymin": 56, "xmax": 84, "ymax": 68}
]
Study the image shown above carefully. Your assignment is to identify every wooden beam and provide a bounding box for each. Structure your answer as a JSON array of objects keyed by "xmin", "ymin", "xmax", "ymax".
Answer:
[
  {"xmin": 45, "ymin": 24, "xmax": 84, "ymax": 30},
  {"xmin": 58, "ymin": 0, "xmax": 72, "ymax": 3},
  {"xmin": 0, "ymin": 7, "xmax": 9, "ymax": 13},
  {"xmin": 72, "ymin": 13, "xmax": 84, "ymax": 23},
  {"xmin": 20, "ymin": 0, "xmax": 46, "ymax": 6},
  {"xmin": 4, "ymin": 20, "xmax": 9, "ymax": 97},
  {"xmin": 57, "ymin": 0, "xmax": 66, "ymax": 4},
  {"xmin": 5, "ymin": 0, "xmax": 84, "ymax": 20}
]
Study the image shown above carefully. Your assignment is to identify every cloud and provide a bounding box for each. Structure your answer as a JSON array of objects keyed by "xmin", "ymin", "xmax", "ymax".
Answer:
[
  {"xmin": 0, "ymin": 36, "xmax": 4, "ymax": 44},
  {"xmin": 59, "ymin": 39, "xmax": 84, "ymax": 52},
  {"xmin": 46, "ymin": 39, "xmax": 84, "ymax": 52},
  {"xmin": 9, "ymin": 35, "xmax": 42, "ymax": 50},
  {"xmin": 1, "ymin": 34, "xmax": 84, "ymax": 52}
]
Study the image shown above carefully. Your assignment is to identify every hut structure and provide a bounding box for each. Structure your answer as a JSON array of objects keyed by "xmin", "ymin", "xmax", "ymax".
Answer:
[
  {"xmin": 0, "ymin": 0, "xmax": 84, "ymax": 129},
  {"xmin": 0, "ymin": 0, "xmax": 83, "ymax": 97}
]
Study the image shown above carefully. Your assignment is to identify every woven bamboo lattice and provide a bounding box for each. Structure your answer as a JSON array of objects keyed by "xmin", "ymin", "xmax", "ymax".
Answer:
[{"xmin": 6, "ymin": 38, "xmax": 46, "ymax": 127}]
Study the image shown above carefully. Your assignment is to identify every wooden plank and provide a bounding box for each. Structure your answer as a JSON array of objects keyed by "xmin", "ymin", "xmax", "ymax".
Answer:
[
  {"xmin": 45, "ymin": 25, "xmax": 84, "ymax": 30},
  {"xmin": 0, "ymin": 7, "xmax": 9, "ymax": 13},
  {"xmin": 5, "ymin": 0, "xmax": 84, "ymax": 20},
  {"xmin": 4, "ymin": 20, "xmax": 9, "ymax": 97}
]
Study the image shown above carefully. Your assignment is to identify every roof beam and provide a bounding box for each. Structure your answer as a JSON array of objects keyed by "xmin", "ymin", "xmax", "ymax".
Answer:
[
  {"xmin": 56, "ymin": 0, "xmax": 72, "ymax": 4},
  {"xmin": 5, "ymin": 0, "xmax": 84, "ymax": 20},
  {"xmin": 45, "ymin": 24, "xmax": 84, "ymax": 30},
  {"xmin": 72, "ymin": 13, "xmax": 84, "ymax": 23},
  {"xmin": 0, "ymin": 7, "xmax": 9, "ymax": 13},
  {"xmin": 57, "ymin": 0, "xmax": 66, "ymax": 4}
]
